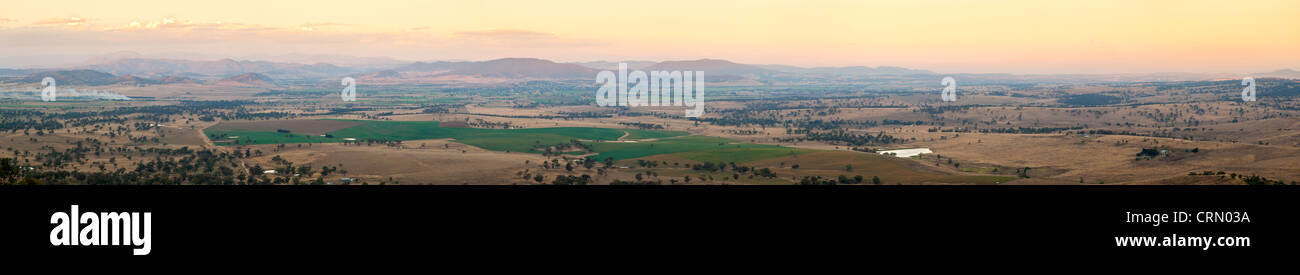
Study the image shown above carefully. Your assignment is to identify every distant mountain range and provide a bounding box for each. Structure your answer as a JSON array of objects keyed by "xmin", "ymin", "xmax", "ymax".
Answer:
[
  {"xmin": 643, "ymin": 59, "xmax": 774, "ymax": 77},
  {"xmin": 569, "ymin": 61, "xmax": 656, "ymax": 70},
  {"xmin": 353, "ymin": 70, "xmax": 403, "ymax": 79},
  {"xmin": 758, "ymin": 64, "xmax": 936, "ymax": 75},
  {"xmin": 10, "ymin": 70, "xmax": 119, "ymax": 85},
  {"xmin": 0, "ymin": 69, "xmax": 218, "ymax": 86},
  {"xmin": 0, "ymin": 68, "xmax": 35, "ymax": 77},
  {"xmin": 56, "ymin": 53, "xmax": 942, "ymax": 81},
  {"xmin": 1258, "ymin": 69, "xmax": 1300, "ymax": 79},
  {"xmin": 3, "ymin": 52, "xmax": 1291, "ymax": 85},
  {"xmin": 393, "ymin": 58, "xmax": 596, "ymax": 78},
  {"xmin": 0, "ymin": 51, "xmax": 941, "ymax": 83},
  {"xmin": 217, "ymin": 73, "xmax": 276, "ymax": 86},
  {"xmin": 394, "ymin": 61, "xmax": 468, "ymax": 72},
  {"xmin": 78, "ymin": 58, "xmax": 354, "ymax": 79},
  {"xmin": 443, "ymin": 58, "xmax": 596, "ymax": 78}
]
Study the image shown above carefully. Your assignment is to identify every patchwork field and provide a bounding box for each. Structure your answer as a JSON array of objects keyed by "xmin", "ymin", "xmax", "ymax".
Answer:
[
  {"xmin": 205, "ymin": 119, "xmax": 690, "ymax": 153},
  {"xmin": 207, "ymin": 119, "xmax": 801, "ymax": 161},
  {"xmin": 199, "ymin": 118, "xmax": 1008, "ymax": 184},
  {"xmin": 205, "ymin": 119, "xmax": 366, "ymax": 135}
]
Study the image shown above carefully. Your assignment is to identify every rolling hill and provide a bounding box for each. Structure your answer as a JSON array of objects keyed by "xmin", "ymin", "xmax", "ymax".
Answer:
[
  {"xmin": 217, "ymin": 73, "xmax": 276, "ymax": 86},
  {"xmin": 79, "ymin": 58, "xmax": 354, "ymax": 79},
  {"xmin": 17, "ymin": 54, "xmax": 946, "ymax": 83},
  {"xmin": 642, "ymin": 59, "xmax": 773, "ymax": 76},
  {"xmin": 442, "ymin": 58, "xmax": 597, "ymax": 79},
  {"xmin": 112, "ymin": 75, "xmax": 161, "ymax": 85},
  {"xmin": 758, "ymin": 65, "xmax": 936, "ymax": 75},
  {"xmin": 571, "ymin": 60, "xmax": 656, "ymax": 70},
  {"xmin": 6, "ymin": 70, "xmax": 119, "ymax": 85},
  {"xmin": 354, "ymin": 70, "xmax": 403, "ymax": 80},
  {"xmin": 394, "ymin": 61, "xmax": 470, "ymax": 72}
]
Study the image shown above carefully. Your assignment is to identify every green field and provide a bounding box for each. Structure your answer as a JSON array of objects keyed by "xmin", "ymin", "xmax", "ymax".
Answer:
[
  {"xmin": 206, "ymin": 120, "xmax": 691, "ymax": 154},
  {"xmin": 623, "ymin": 129, "xmax": 690, "ymax": 140},
  {"xmin": 208, "ymin": 131, "xmax": 324, "ymax": 145}
]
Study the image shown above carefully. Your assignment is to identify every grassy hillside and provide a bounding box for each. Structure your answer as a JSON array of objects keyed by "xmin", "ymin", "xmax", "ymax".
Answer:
[
  {"xmin": 586, "ymin": 135, "xmax": 812, "ymax": 162},
  {"xmin": 208, "ymin": 131, "xmax": 323, "ymax": 145}
]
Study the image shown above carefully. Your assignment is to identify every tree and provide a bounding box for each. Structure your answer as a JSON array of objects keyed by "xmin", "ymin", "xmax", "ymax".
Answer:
[
  {"xmin": 0, "ymin": 158, "xmax": 20, "ymax": 184},
  {"xmin": 872, "ymin": 176, "xmax": 881, "ymax": 185},
  {"xmin": 16, "ymin": 177, "xmax": 42, "ymax": 185}
]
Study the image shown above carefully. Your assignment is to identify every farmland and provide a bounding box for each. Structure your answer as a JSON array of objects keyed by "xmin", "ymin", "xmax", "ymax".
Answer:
[
  {"xmin": 205, "ymin": 119, "xmax": 694, "ymax": 155},
  {"xmin": 195, "ymin": 117, "xmax": 1017, "ymax": 185},
  {"xmin": 585, "ymin": 135, "xmax": 810, "ymax": 161},
  {"xmin": 205, "ymin": 119, "xmax": 813, "ymax": 162},
  {"xmin": 5, "ymin": 64, "xmax": 1299, "ymax": 185}
]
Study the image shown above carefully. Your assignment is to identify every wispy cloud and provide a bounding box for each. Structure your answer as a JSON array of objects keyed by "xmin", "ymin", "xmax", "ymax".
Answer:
[
  {"xmin": 297, "ymin": 22, "xmax": 349, "ymax": 32},
  {"xmin": 299, "ymin": 22, "xmax": 348, "ymax": 28},
  {"xmin": 33, "ymin": 17, "xmax": 86, "ymax": 26}
]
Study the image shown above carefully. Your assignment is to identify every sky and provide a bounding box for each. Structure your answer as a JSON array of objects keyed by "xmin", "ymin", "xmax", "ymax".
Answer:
[{"xmin": 1, "ymin": 0, "xmax": 1297, "ymax": 74}]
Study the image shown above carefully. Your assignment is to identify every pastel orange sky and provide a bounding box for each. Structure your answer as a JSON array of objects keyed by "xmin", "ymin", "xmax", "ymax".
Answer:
[{"xmin": 1, "ymin": 0, "xmax": 1297, "ymax": 73}]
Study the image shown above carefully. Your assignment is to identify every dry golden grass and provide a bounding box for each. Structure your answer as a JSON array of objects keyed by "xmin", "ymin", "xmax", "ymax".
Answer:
[{"xmin": 241, "ymin": 139, "xmax": 547, "ymax": 185}]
